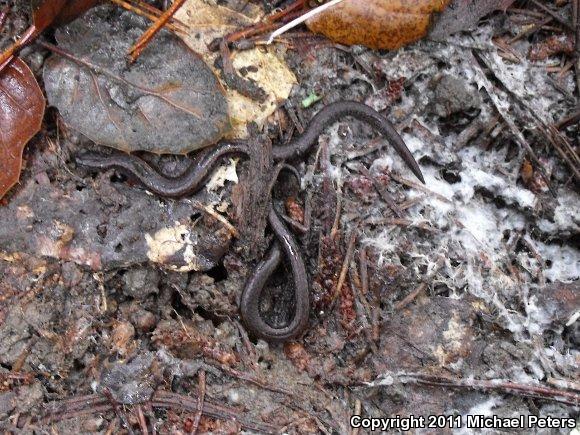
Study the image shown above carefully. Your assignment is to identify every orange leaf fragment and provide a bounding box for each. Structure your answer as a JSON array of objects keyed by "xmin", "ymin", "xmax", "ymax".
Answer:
[
  {"xmin": 0, "ymin": 59, "xmax": 45, "ymax": 199},
  {"xmin": 31, "ymin": 0, "xmax": 68, "ymax": 31},
  {"xmin": 306, "ymin": 0, "xmax": 451, "ymax": 50},
  {"xmin": 0, "ymin": 0, "xmax": 98, "ymax": 72},
  {"xmin": 32, "ymin": 0, "xmax": 100, "ymax": 28},
  {"xmin": 51, "ymin": 0, "xmax": 101, "ymax": 27}
]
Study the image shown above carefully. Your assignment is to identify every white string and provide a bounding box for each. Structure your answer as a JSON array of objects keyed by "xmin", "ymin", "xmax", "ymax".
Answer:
[{"xmin": 266, "ymin": 0, "xmax": 345, "ymax": 44}]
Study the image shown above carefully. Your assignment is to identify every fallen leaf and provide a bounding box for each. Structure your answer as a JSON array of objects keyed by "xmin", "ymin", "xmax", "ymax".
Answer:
[
  {"xmin": 428, "ymin": 0, "xmax": 516, "ymax": 39},
  {"xmin": 306, "ymin": 0, "xmax": 452, "ymax": 50},
  {"xmin": 43, "ymin": 5, "xmax": 230, "ymax": 154},
  {"xmin": 51, "ymin": 0, "xmax": 101, "ymax": 26},
  {"xmin": 0, "ymin": 58, "xmax": 45, "ymax": 199},
  {"xmin": 32, "ymin": 0, "xmax": 100, "ymax": 29},
  {"xmin": 31, "ymin": 0, "xmax": 68, "ymax": 32},
  {"xmin": 175, "ymin": 0, "xmax": 296, "ymax": 138},
  {"xmin": 0, "ymin": 0, "xmax": 99, "ymax": 70}
]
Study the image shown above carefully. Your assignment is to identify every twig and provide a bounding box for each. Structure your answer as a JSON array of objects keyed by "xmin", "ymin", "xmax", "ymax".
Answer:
[
  {"xmin": 348, "ymin": 258, "xmax": 376, "ymax": 351},
  {"xmin": 359, "ymin": 245, "xmax": 369, "ymax": 297},
  {"xmin": 0, "ymin": 25, "xmax": 36, "ymax": 72},
  {"xmin": 555, "ymin": 108, "xmax": 580, "ymax": 129},
  {"xmin": 220, "ymin": 0, "xmax": 306, "ymax": 46},
  {"xmin": 530, "ymin": 0, "xmax": 574, "ymax": 31},
  {"xmin": 575, "ymin": 0, "xmax": 580, "ymax": 98},
  {"xmin": 109, "ymin": 0, "xmax": 187, "ymax": 33},
  {"xmin": 508, "ymin": 16, "xmax": 552, "ymax": 44},
  {"xmin": 31, "ymin": 391, "xmax": 280, "ymax": 434},
  {"xmin": 127, "ymin": 0, "xmax": 187, "ymax": 26},
  {"xmin": 358, "ymin": 164, "xmax": 402, "ymax": 217},
  {"xmin": 128, "ymin": 0, "xmax": 187, "ymax": 62},
  {"xmin": 189, "ymin": 370, "xmax": 206, "ymax": 435},
  {"xmin": 364, "ymin": 217, "xmax": 437, "ymax": 233},
  {"xmin": 152, "ymin": 391, "xmax": 279, "ymax": 433},
  {"xmin": 136, "ymin": 405, "xmax": 149, "ymax": 435},
  {"xmin": 394, "ymin": 256, "xmax": 445, "ymax": 310},
  {"xmin": 216, "ymin": 364, "xmax": 293, "ymax": 396},
  {"xmin": 102, "ymin": 388, "xmax": 136, "ymax": 435},
  {"xmin": 37, "ymin": 41, "xmax": 201, "ymax": 119},
  {"xmin": 333, "ymin": 230, "xmax": 357, "ymax": 301},
  {"xmin": 394, "ymin": 372, "xmax": 580, "ymax": 407},
  {"xmin": 477, "ymin": 50, "xmax": 580, "ymax": 184},
  {"xmin": 390, "ymin": 173, "xmax": 452, "ymax": 204},
  {"xmin": 471, "ymin": 51, "xmax": 557, "ymax": 194},
  {"xmin": 0, "ymin": 6, "xmax": 8, "ymax": 31},
  {"xmin": 360, "ymin": 246, "xmax": 380, "ymax": 343},
  {"xmin": 350, "ymin": 399, "xmax": 362, "ymax": 435},
  {"xmin": 545, "ymin": 125, "xmax": 580, "ymax": 182},
  {"xmin": 189, "ymin": 200, "xmax": 239, "ymax": 238},
  {"xmin": 395, "ymin": 283, "xmax": 428, "ymax": 310}
]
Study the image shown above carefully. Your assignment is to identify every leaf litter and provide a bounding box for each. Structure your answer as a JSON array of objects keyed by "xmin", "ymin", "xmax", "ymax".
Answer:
[
  {"xmin": 43, "ymin": 4, "xmax": 230, "ymax": 154},
  {"xmin": 0, "ymin": 58, "xmax": 45, "ymax": 199},
  {"xmin": 0, "ymin": 0, "xmax": 579, "ymax": 432},
  {"xmin": 174, "ymin": 0, "xmax": 296, "ymax": 138}
]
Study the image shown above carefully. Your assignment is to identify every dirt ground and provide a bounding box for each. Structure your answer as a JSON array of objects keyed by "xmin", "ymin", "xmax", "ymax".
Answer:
[{"xmin": 0, "ymin": 0, "xmax": 578, "ymax": 433}]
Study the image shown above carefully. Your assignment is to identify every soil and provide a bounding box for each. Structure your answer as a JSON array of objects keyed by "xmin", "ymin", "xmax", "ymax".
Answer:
[{"xmin": 0, "ymin": 0, "xmax": 578, "ymax": 433}]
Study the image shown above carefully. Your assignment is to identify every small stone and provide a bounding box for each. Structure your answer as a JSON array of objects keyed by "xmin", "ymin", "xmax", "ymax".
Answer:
[
  {"xmin": 61, "ymin": 262, "xmax": 83, "ymax": 287},
  {"xmin": 226, "ymin": 389, "xmax": 241, "ymax": 404},
  {"xmin": 0, "ymin": 392, "xmax": 15, "ymax": 419},
  {"xmin": 537, "ymin": 281, "xmax": 579, "ymax": 324},
  {"xmin": 123, "ymin": 268, "xmax": 160, "ymax": 299},
  {"xmin": 99, "ymin": 353, "xmax": 156, "ymax": 404},
  {"xmin": 130, "ymin": 309, "xmax": 158, "ymax": 333},
  {"xmin": 111, "ymin": 321, "xmax": 135, "ymax": 355},
  {"xmin": 430, "ymin": 74, "xmax": 481, "ymax": 118},
  {"xmin": 82, "ymin": 416, "xmax": 106, "ymax": 432}
]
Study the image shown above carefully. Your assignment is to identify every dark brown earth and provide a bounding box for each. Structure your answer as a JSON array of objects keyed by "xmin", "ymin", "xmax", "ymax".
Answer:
[{"xmin": 0, "ymin": 0, "xmax": 578, "ymax": 433}]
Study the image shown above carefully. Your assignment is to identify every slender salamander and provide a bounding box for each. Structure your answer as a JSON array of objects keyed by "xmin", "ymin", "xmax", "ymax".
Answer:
[{"xmin": 76, "ymin": 101, "xmax": 425, "ymax": 341}]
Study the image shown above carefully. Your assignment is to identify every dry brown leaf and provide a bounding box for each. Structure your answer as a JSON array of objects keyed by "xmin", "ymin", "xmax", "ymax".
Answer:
[
  {"xmin": 175, "ymin": 0, "xmax": 296, "ymax": 138},
  {"xmin": 31, "ymin": 0, "xmax": 68, "ymax": 31},
  {"xmin": 51, "ymin": 0, "xmax": 101, "ymax": 26},
  {"xmin": 31, "ymin": 0, "xmax": 100, "ymax": 29},
  {"xmin": 0, "ymin": 0, "xmax": 99, "ymax": 71},
  {"xmin": 306, "ymin": 0, "xmax": 451, "ymax": 50},
  {"xmin": 0, "ymin": 59, "xmax": 45, "ymax": 199}
]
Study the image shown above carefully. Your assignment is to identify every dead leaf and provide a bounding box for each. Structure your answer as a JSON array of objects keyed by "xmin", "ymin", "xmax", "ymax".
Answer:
[
  {"xmin": 31, "ymin": 0, "xmax": 68, "ymax": 32},
  {"xmin": 0, "ymin": 58, "xmax": 45, "ymax": 199},
  {"xmin": 32, "ymin": 0, "xmax": 100, "ymax": 29},
  {"xmin": 0, "ymin": 0, "xmax": 99, "ymax": 71},
  {"xmin": 51, "ymin": 0, "xmax": 101, "ymax": 26},
  {"xmin": 175, "ymin": 0, "xmax": 296, "ymax": 138},
  {"xmin": 306, "ymin": 0, "xmax": 452, "ymax": 50},
  {"xmin": 43, "ymin": 5, "xmax": 230, "ymax": 154}
]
